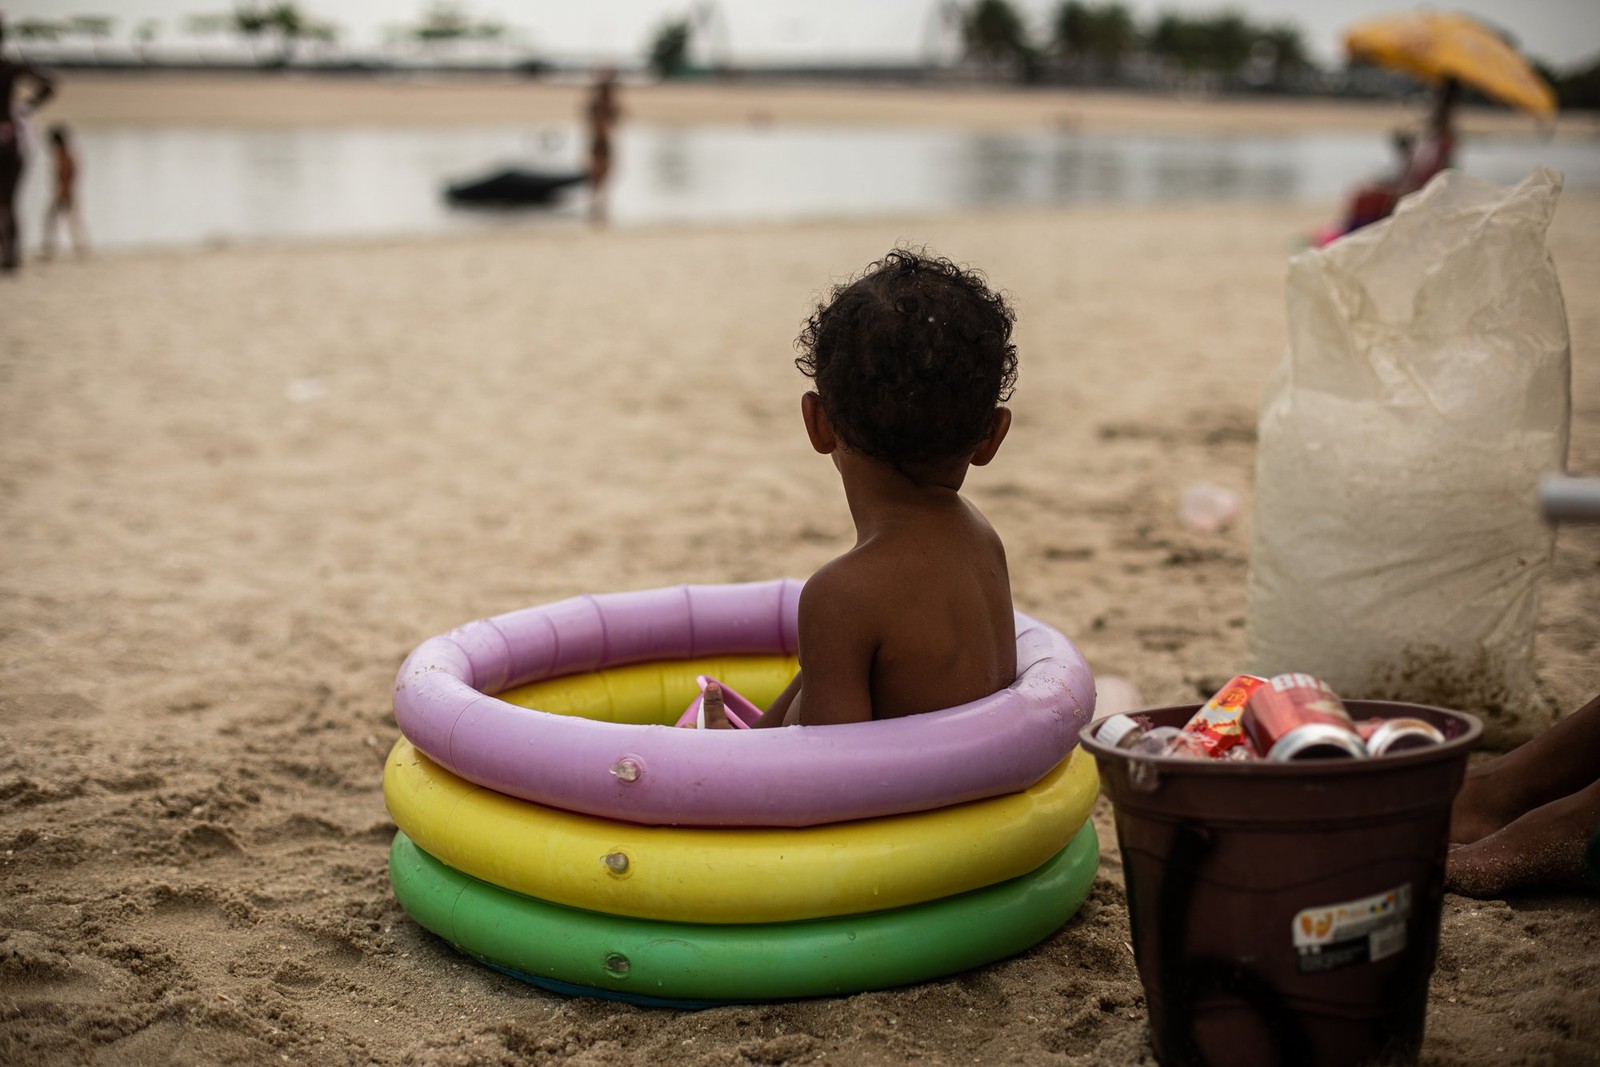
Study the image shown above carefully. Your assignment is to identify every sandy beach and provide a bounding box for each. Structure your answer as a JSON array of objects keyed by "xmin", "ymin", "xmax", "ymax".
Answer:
[
  {"xmin": 45, "ymin": 70, "xmax": 1600, "ymax": 137},
  {"xmin": 2, "ymin": 78, "xmax": 1599, "ymax": 1065}
]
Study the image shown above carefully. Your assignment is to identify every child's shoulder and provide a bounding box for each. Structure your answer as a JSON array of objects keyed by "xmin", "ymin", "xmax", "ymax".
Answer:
[
  {"xmin": 797, "ymin": 547, "xmax": 908, "ymax": 637},
  {"xmin": 806, "ymin": 507, "xmax": 1003, "ymax": 608},
  {"xmin": 801, "ymin": 551, "xmax": 881, "ymax": 611}
]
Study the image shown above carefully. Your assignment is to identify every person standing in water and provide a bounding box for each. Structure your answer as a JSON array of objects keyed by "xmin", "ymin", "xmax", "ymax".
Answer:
[
  {"xmin": 0, "ymin": 17, "xmax": 57, "ymax": 273},
  {"xmin": 585, "ymin": 70, "xmax": 621, "ymax": 224},
  {"xmin": 41, "ymin": 124, "xmax": 87, "ymax": 259}
]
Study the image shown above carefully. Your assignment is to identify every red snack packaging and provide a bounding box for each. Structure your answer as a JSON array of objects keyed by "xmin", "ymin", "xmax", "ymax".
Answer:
[
  {"xmin": 1245, "ymin": 673, "xmax": 1368, "ymax": 760},
  {"xmin": 1182, "ymin": 675, "xmax": 1267, "ymax": 757}
]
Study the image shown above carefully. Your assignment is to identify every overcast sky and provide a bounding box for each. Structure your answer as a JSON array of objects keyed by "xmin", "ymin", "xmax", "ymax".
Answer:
[{"xmin": 6, "ymin": 0, "xmax": 1599, "ymax": 69}]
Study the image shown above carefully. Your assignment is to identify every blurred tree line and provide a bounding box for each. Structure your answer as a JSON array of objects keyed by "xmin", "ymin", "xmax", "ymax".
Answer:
[
  {"xmin": 935, "ymin": 0, "xmax": 1600, "ymax": 107},
  {"xmin": 960, "ymin": 0, "xmax": 1314, "ymax": 90},
  {"xmin": 1536, "ymin": 57, "xmax": 1600, "ymax": 111},
  {"xmin": 6, "ymin": 3, "xmax": 515, "ymax": 67},
  {"xmin": 9, "ymin": 5, "xmax": 339, "ymax": 66},
  {"xmin": 13, "ymin": 0, "xmax": 1600, "ymax": 109}
]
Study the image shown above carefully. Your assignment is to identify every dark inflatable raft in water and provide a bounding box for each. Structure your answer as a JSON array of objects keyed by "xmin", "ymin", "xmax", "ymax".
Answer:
[{"xmin": 445, "ymin": 168, "xmax": 588, "ymax": 207}]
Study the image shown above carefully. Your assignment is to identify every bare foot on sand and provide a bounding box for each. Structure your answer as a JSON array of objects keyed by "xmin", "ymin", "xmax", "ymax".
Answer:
[
  {"xmin": 1450, "ymin": 762, "xmax": 1534, "ymax": 845},
  {"xmin": 1449, "ymin": 694, "xmax": 1600, "ymax": 846},
  {"xmin": 1446, "ymin": 778, "xmax": 1600, "ymax": 898}
]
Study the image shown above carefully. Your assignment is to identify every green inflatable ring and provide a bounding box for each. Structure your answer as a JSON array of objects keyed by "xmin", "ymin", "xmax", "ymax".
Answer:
[{"xmin": 390, "ymin": 821, "xmax": 1098, "ymax": 1003}]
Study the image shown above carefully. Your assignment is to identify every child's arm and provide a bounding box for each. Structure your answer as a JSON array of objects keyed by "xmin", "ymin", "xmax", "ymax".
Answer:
[
  {"xmin": 703, "ymin": 566, "xmax": 875, "ymax": 728},
  {"xmin": 699, "ymin": 672, "xmax": 801, "ymax": 729},
  {"xmin": 695, "ymin": 674, "xmax": 790, "ymax": 729},
  {"xmin": 752, "ymin": 670, "xmax": 803, "ymax": 728},
  {"xmin": 781, "ymin": 565, "xmax": 875, "ymax": 726}
]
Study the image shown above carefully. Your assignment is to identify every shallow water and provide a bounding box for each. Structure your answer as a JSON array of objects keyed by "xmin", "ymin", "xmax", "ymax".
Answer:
[{"xmin": 17, "ymin": 121, "xmax": 1600, "ymax": 251}]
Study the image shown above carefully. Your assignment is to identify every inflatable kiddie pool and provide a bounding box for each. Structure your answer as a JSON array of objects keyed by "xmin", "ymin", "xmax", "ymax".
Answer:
[
  {"xmin": 392, "ymin": 579, "xmax": 1094, "ymax": 826},
  {"xmin": 385, "ymin": 579, "xmax": 1101, "ymax": 1004}
]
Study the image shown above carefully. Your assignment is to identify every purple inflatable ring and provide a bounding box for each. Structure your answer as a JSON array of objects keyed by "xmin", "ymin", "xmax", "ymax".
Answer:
[{"xmin": 392, "ymin": 579, "xmax": 1095, "ymax": 828}]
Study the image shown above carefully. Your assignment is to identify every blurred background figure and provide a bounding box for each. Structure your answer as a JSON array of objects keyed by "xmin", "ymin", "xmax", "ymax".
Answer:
[
  {"xmin": 1317, "ymin": 9, "xmax": 1556, "ymax": 243},
  {"xmin": 585, "ymin": 68, "xmax": 621, "ymax": 224},
  {"xmin": 42, "ymin": 124, "xmax": 88, "ymax": 260},
  {"xmin": 0, "ymin": 15, "xmax": 56, "ymax": 273},
  {"xmin": 1340, "ymin": 77, "xmax": 1460, "ymax": 235},
  {"xmin": 1402, "ymin": 77, "xmax": 1461, "ymax": 190}
]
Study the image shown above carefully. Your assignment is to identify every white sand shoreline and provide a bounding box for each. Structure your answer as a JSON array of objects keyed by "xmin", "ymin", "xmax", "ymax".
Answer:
[
  {"xmin": 46, "ymin": 71, "xmax": 1600, "ymax": 139},
  {"xmin": 25, "ymin": 196, "xmax": 1358, "ymax": 260}
]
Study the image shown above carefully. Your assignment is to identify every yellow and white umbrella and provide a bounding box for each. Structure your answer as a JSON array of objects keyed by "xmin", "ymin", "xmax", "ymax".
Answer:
[{"xmin": 1344, "ymin": 9, "xmax": 1557, "ymax": 119}]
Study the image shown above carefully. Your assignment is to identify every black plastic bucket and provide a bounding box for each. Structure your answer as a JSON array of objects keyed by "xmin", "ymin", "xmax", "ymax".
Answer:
[{"xmin": 1081, "ymin": 701, "xmax": 1480, "ymax": 1067}]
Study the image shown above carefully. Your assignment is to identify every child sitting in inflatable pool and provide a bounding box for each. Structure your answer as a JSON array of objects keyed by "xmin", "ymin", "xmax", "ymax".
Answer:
[{"xmin": 702, "ymin": 248, "xmax": 1019, "ymax": 728}]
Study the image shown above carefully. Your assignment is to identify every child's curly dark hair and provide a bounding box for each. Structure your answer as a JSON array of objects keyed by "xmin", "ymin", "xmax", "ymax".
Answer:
[{"xmin": 795, "ymin": 248, "xmax": 1017, "ymax": 468}]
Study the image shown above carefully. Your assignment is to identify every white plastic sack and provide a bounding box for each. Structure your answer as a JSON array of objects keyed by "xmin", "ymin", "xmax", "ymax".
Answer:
[{"xmin": 1247, "ymin": 167, "xmax": 1570, "ymax": 745}]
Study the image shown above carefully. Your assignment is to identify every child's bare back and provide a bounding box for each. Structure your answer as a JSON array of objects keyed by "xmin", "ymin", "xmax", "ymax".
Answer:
[
  {"xmin": 791, "ymin": 453, "xmax": 1015, "ymax": 724},
  {"xmin": 705, "ymin": 249, "xmax": 1020, "ymax": 729}
]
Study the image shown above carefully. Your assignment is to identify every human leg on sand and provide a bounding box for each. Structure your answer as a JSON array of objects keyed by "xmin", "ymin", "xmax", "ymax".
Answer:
[
  {"xmin": 1450, "ymin": 693, "xmax": 1600, "ymax": 846},
  {"xmin": 1446, "ymin": 777, "xmax": 1600, "ymax": 898},
  {"xmin": 40, "ymin": 194, "xmax": 86, "ymax": 259},
  {"xmin": 0, "ymin": 143, "xmax": 22, "ymax": 272},
  {"xmin": 41, "ymin": 197, "xmax": 59, "ymax": 259},
  {"xmin": 1446, "ymin": 693, "xmax": 1600, "ymax": 898},
  {"xmin": 66, "ymin": 198, "xmax": 89, "ymax": 255}
]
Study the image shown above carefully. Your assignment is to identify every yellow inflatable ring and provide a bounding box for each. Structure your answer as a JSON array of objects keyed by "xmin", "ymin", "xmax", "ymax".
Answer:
[
  {"xmin": 497, "ymin": 653, "xmax": 800, "ymax": 724},
  {"xmin": 383, "ymin": 738, "xmax": 1098, "ymax": 925}
]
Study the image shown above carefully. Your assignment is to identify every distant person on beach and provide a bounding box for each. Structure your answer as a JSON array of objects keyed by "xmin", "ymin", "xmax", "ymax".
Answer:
[
  {"xmin": 585, "ymin": 69, "xmax": 621, "ymax": 223},
  {"xmin": 0, "ymin": 17, "xmax": 57, "ymax": 273},
  {"xmin": 1338, "ymin": 77, "xmax": 1461, "ymax": 236},
  {"xmin": 1400, "ymin": 77, "xmax": 1460, "ymax": 194},
  {"xmin": 41, "ymin": 124, "xmax": 87, "ymax": 259},
  {"xmin": 698, "ymin": 249, "xmax": 1019, "ymax": 728},
  {"xmin": 1448, "ymin": 692, "xmax": 1600, "ymax": 898}
]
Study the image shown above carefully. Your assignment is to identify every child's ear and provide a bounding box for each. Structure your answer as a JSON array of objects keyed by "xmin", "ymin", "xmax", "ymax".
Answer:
[
  {"xmin": 970, "ymin": 407, "xmax": 1011, "ymax": 467},
  {"xmin": 801, "ymin": 391, "xmax": 838, "ymax": 455}
]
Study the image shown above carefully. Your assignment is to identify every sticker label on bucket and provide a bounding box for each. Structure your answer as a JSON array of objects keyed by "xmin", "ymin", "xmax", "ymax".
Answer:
[{"xmin": 1292, "ymin": 884, "xmax": 1411, "ymax": 974}]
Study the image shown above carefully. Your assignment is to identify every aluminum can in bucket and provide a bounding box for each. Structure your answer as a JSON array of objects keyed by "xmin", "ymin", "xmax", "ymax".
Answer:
[
  {"xmin": 1246, "ymin": 673, "xmax": 1367, "ymax": 760},
  {"xmin": 1357, "ymin": 717, "xmax": 1445, "ymax": 756}
]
